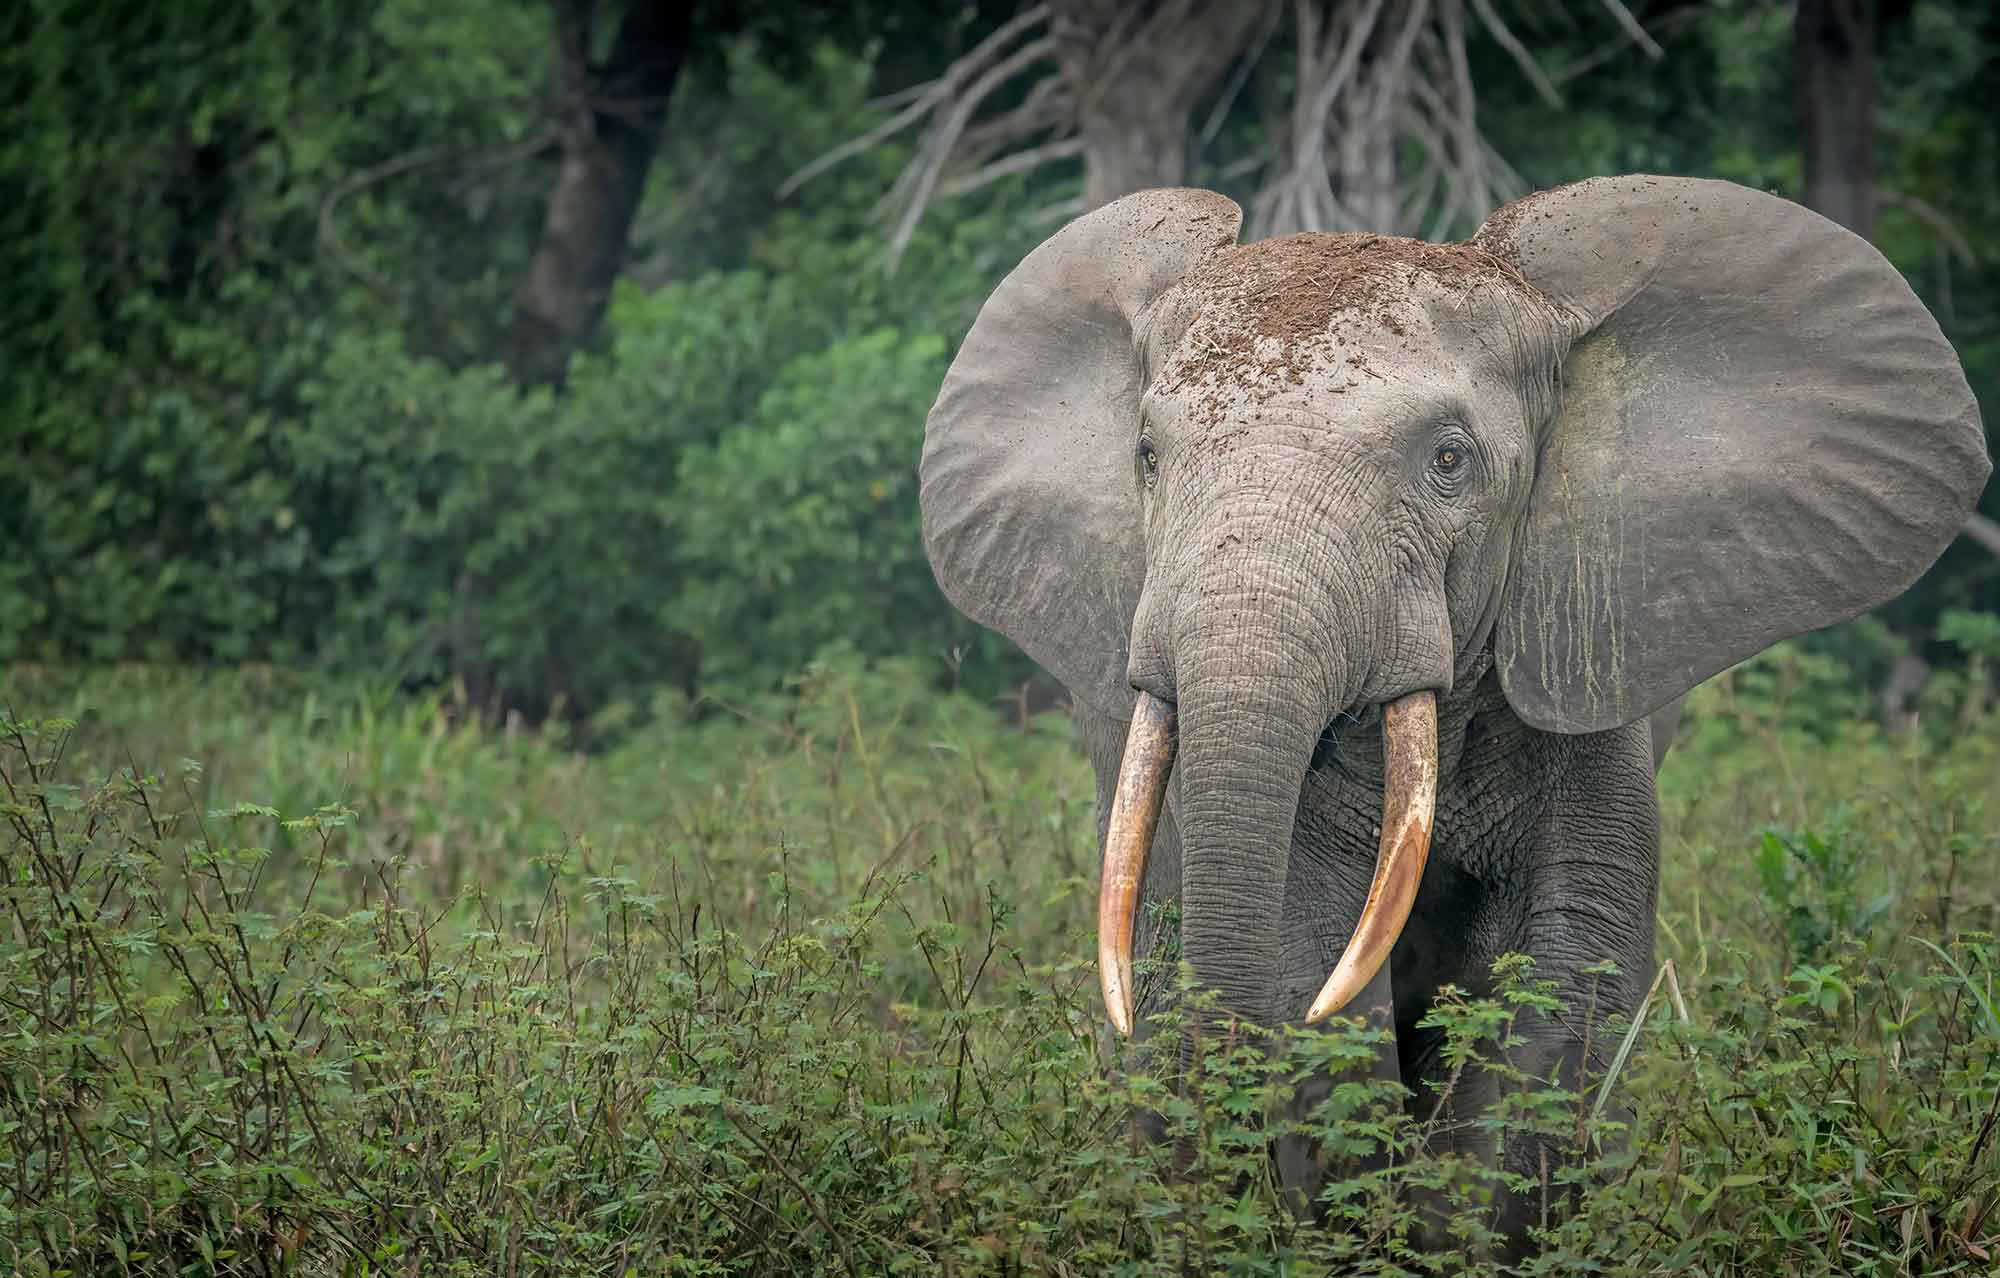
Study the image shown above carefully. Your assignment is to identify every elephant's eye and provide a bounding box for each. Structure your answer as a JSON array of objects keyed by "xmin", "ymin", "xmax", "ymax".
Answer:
[
  {"xmin": 1139, "ymin": 438, "xmax": 1160, "ymax": 484},
  {"xmin": 1433, "ymin": 445, "xmax": 1464, "ymax": 474}
]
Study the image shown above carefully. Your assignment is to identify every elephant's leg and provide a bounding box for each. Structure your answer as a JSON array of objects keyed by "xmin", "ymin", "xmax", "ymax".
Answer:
[
  {"xmin": 1386, "ymin": 720, "xmax": 1660, "ymax": 1257},
  {"xmin": 1399, "ymin": 1024, "xmax": 1506, "ymax": 1253},
  {"xmin": 1381, "ymin": 860, "xmax": 1515, "ymax": 1254},
  {"xmin": 1397, "ymin": 1000, "xmax": 1628, "ymax": 1259},
  {"xmin": 1483, "ymin": 981, "xmax": 1647, "ymax": 1255},
  {"xmin": 1488, "ymin": 723, "xmax": 1662, "ymax": 1256},
  {"xmin": 1394, "ymin": 936, "xmax": 1597, "ymax": 1259}
]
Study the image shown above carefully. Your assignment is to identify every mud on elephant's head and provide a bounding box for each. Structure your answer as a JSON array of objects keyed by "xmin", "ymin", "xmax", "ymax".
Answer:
[{"xmin": 920, "ymin": 178, "xmax": 1990, "ymax": 1031}]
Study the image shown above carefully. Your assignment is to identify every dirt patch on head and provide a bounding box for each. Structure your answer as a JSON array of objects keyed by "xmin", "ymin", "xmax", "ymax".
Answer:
[
  {"xmin": 1160, "ymin": 232, "xmax": 1548, "ymax": 425},
  {"xmin": 1197, "ymin": 232, "xmax": 1536, "ymax": 343}
]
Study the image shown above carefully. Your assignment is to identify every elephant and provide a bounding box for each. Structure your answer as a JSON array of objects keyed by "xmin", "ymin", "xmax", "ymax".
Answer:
[{"xmin": 918, "ymin": 175, "xmax": 1990, "ymax": 1246}]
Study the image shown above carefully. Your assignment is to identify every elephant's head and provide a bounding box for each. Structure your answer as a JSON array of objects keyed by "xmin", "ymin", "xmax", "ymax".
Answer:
[{"xmin": 920, "ymin": 177, "xmax": 1989, "ymax": 1032}]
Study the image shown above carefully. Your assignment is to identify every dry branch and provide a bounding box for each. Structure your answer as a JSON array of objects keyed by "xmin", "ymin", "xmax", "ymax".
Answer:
[
  {"xmin": 1964, "ymin": 513, "xmax": 2000, "ymax": 561},
  {"xmin": 937, "ymin": 137, "xmax": 1088, "ymax": 200},
  {"xmin": 1879, "ymin": 190, "xmax": 1979, "ymax": 266},
  {"xmin": 1468, "ymin": 0, "xmax": 1563, "ymax": 108},
  {"xmin": 785, "ymin": 0, "xmax": 1664, "ymax": 264},
  {"xmin": 884, "ymin": 34, "xmax": 1062, "ymax": 266},
  {"xmin": 779, "ymin": 5, "xmax": 1056, "ymax": 201}
]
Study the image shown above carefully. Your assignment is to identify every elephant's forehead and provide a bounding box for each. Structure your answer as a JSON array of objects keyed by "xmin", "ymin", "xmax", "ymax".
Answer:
[
  {"xmin": 1157, "ymin": 232, "xmax": 1551, "ymax": 433},
  {"xmin": 1152, "ymin": 314, "xmax": 1474, "ymax": 439},
  {"xmin": 1148, "ymin": 341, "xmax": 1448, "ymax": 448},
  {"xmin": 1155, "ymin": 332, "xmax": 1418, "ymax": 408}
]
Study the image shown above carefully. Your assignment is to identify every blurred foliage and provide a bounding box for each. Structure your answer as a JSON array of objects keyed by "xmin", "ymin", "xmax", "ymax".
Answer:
[
  {"xmin": 670, "ymin": 328, "xmax": 956, "ymax": 691},
  {"xmin": 3, "ymin": 662, "xmax": 1997, "ymax": 1273},
  {"xmin": 2, "ymin": 1, "xmax": 1994, "ymax": 722}
]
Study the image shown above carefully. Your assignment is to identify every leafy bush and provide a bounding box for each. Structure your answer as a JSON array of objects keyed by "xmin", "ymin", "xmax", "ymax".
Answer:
[
  {"xmin": 4, "ymin": 664, "xmax": 1998, "ymax": 1274},
  {"xmin": 1751, "ymin": 826, "xmax": 1897, "ymax": 965},
  {"xmin": 668, "ymin": 328, "xmax": 979, "ymax": 694},
  {"xmin": 1, "ymin": 17, "xmax": 1050, "ymax": 714},
  {"xmin": 0, "ymin": 0, "xmax": 551, "ymax": 671},
  {"xmin": 288, "ymin": 266, "xmax": 991, "ymax": 715},
  {"xmin": 3, "ymin": 343, "xmax": 325, "ymax": 665}
]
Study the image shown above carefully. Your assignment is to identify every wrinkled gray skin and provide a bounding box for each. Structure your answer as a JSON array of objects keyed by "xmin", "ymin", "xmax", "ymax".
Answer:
[{"xmin": 920, "ymin": 177, "xmax": 1989, "ymax": 1252}]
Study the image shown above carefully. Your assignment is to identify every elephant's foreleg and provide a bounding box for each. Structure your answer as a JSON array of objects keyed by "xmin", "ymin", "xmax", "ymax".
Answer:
[{"xmin": 1487, "ymin": 725, "xmax": 1661, "ymax": 1254}]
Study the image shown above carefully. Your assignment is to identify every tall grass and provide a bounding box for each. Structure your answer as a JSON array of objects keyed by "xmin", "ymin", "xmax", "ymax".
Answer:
[{"xmin": 3, "ymin": 654, "xmax": 1997, "ymax": 1275}]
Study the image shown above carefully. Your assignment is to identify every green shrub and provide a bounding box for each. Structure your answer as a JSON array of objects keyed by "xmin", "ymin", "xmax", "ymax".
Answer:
[
  {"xmin": 285, "ymin": 268, "xmax": 908, "ymax": 714},
  {"xmin": 668, "ymin": 328, "xmax": 976, "ymax": 695},
  {"xmin": 4, "ymin": 664, "xmax": 1999, "ymax": 1274},
  {"xmin": 1, "ymin": 18, "xmax": 1051, "ymax": 714}
]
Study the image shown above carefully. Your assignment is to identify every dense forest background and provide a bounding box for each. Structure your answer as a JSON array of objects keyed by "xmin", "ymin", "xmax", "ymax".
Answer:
[{"xmin": 5, "ymin": 0, "xmax": 1995, "ymax": 732}]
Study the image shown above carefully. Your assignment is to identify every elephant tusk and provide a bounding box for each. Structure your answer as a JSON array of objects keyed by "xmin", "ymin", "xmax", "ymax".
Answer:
[
  {"xmin": 1098, "ymin": 692, "xmax": 1177, "ymax": 1036},
  {"xmin": 1303, "ymin": 691, "xmax": 1437, "ymax": 1024}
]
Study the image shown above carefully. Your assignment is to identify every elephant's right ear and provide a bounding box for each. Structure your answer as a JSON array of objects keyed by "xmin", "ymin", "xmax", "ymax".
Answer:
[{"xmin": 921, "ymin": 188, "xmax": 1243, "ymax": 718}]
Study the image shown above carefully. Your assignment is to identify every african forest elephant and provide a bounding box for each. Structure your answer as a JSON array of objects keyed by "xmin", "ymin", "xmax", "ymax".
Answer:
[{"xmin": 919, "ymin": 176, "xmax": 1989, "ymax": 1243}]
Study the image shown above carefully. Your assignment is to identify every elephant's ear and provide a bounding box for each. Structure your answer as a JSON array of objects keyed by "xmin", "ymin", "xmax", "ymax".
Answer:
[
  {"xmin": 1479, "ymin": 175, "xmax": 1989, "ymax": 733},
  {"xmin": 921, "ymin": 189, "xmax": 1243, "ymax": 718}
]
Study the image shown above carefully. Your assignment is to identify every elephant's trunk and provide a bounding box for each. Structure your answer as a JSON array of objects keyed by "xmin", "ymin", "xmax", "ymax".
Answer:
[
  {"xmin": 1169, "ymin": 659, "xmax": 1329, "ymax": 1029},
  {"xmin": 1097, "ymin": 667, "xmax": 1438, "ymax": 1033}
]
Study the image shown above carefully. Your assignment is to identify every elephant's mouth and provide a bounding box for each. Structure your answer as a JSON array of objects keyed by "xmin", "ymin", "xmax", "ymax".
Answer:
[{"xmin": 1096, "ymin": 690, "xmax": 1438, "ymax": 1034}]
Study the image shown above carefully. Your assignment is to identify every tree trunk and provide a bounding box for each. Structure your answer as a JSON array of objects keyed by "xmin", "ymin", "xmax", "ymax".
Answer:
[
  {"xmin": 1794, "ymin": 0, "xmax": 1877, "ymax": 240},
  {"xmin": 1075, "ymin": 93, "xmax": 1200, "ymax": 209},
  {"xmin": 1052, "ymin": 0, "xmax": 1266, "ymax": 210},
  {"xmin": 506, "ymin": 0, "xmax": 693, "ymax": 386},
  {"xmin": 1333, "ymin": 19, "xmax": 1404, "ymax": 233}
]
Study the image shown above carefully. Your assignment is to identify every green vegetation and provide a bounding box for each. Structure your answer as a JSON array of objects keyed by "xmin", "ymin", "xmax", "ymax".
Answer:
[
  {"xmin": 7, "ymin": 2, "xmax": 1998, "ymax": 1272},
  {"xmin": 4, "ymin": 655, "xmax": 1997, "ymax": 1275}
]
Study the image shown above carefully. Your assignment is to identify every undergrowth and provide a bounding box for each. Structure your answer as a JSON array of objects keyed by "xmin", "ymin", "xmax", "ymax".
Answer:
[{"xmin": 3, "ymin": 655, "xmax": 1998, "ymax": 1275}]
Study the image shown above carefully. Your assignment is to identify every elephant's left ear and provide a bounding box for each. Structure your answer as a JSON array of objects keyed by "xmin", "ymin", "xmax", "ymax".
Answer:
[{"xmin": 1480, "ymin": 175, "xmax": 1990, "ymax": 734}]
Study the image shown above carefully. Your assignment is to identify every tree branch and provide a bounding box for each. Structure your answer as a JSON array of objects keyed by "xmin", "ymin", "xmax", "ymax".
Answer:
[
  {"xmin": 1878, "ymin": 189, "xmax": 1979, "ymax": 265},
  {"xmin": 936, "ymin": 137, "xmax": 1087, "ymax": 199},
  {"xmin": 1594, "ymin": 0, "xmax": 1664, "ymax": 59},
  {"xmin": 955, "ymin": 79, "xmax": 1071, "ymax": 160},
  {"xmin": 1963, "ymin": 512, "xmax": 2000, "ymax": 561},
  {"xmin": 1468, "ymin": 0, "xmax": 1563, "ymax": 108},
  {"xmin": 884, "ymin": 35, "xmax": 1061, "ymax": 268},
  {"xmin": 779, "ymin": 5, "xmax": 1052, "ymax": 199},
  {"xmin": 1197, "ymin": 0, "xmax": 1285, "ymax": 148}
]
